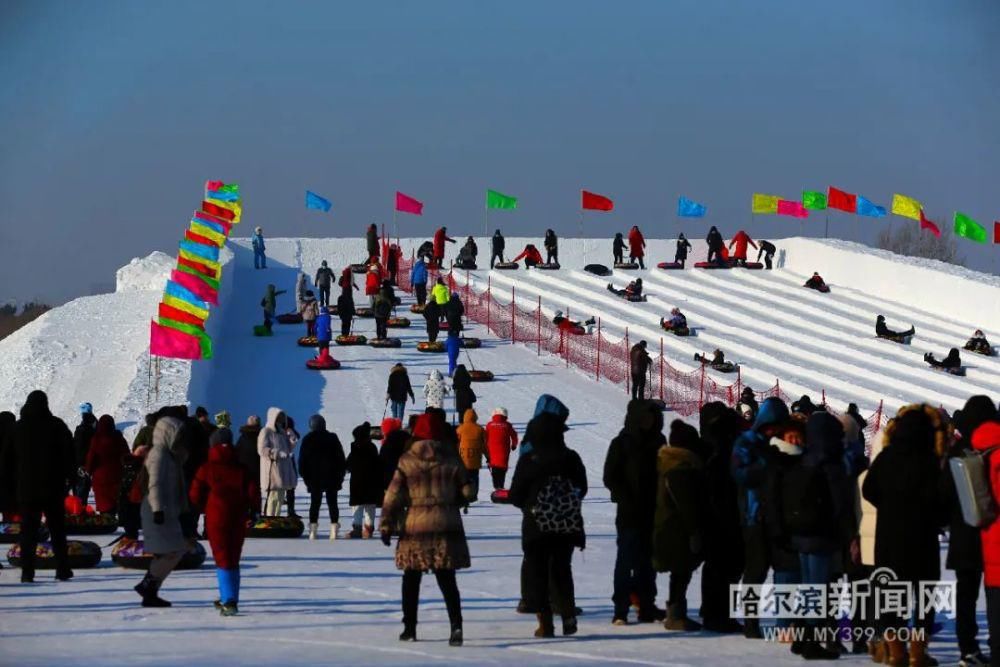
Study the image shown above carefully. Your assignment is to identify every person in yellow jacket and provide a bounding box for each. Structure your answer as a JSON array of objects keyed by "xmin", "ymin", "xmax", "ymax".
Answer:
[
  {"xmin": 431, "ymin": 278, "xmax": 450, "ymax": 306},
  {"xmin": 455, "ymin": 409, "xmax": 486, "ymax": 504}
]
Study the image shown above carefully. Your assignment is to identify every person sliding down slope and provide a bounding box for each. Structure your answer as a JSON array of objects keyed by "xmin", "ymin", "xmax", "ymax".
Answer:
[
  {"xmin": 553, "ymin": 310, "xmax": 595, "ymax": 334},
  {"xmin": 924, "ymin": 348, "xmax": 963, "ymax": 372},
  {"xmin": 659, "ymin": 308, "xmax": 687, "ymax": 333},
  {"xmin": 803, "ymin": 272, "xmax": 828, "ymax": 291},
  {"xmin": 875, "ymin": 315, "xmax": 915, "ymax": 340},
  {"xmin": 512, "ymin": 244, "xmax": 543, "ymax": 268},
  {"xmin": 965, "ymin": 329, "xmax": 992, "ymax": 355},
  {"xmin": 607, "ymin": 279, "xmax": 643, "ymax": 299}
]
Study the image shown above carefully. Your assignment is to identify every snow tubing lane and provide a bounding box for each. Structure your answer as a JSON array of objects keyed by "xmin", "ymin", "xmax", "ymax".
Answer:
[
  {"xmin": 297, "ymin": 336, "xmax": 319, "ymax": 347},
  {"xmin": 354, "ymin": 307, "xmax": 374, "ymax": 318},
  {"xmin": 335, "ymin": 335, "xmax": 367, "ymax": 346},
  {"xmin": 469, "ymin": 370, "xmax": 494, "ymax": 382},
  {"xmin": 306, "ymin": 357, "xmax": 341, "ymax": 370},
  {"xmin": 693, "ymin": 262, "xmax": 731, "ymax": 269},
  {"xmin": 584, "ymin": 264, "xmax": 612, "ymax": 276},
  {"xmin": 369, "ymin": 338, "xmax": 402, "ymax": 348},
  {"xmin": 536, "ymin": 263, "xmax": 561, "ymax": 270},
  {"xmin": 614, "ymin": 263, "xmax": 640, "ymax": 270},
  {"xmin": 253, "ymin": 325, "xmax": 273, "ymax": 337},
  {"xmin": 276, "ymin": 313, "xmax": 303, "ymax": 324},
  {"xmin": 459, "ymin": 337, "xmax": 481, "ymax": 349},
  {"xmin": 409, "ymin": 304, "xmax": 426, "ymax": 313},
  {"xmin": 0, "ymin": 522, "xmax": 48, "ymax": 544},
  {"xmin": 350, "ymin": 263, "xmax": 368, "ymax": 273},
  {"xmin": 490, "ymin": 489, "xmax": 511, "ymax": 504},
  {"xmin": 64, "ymin": 514, "xmax": 119, "ymax": 535},
  {"xmin": 247, "ymin": 516, "xmax": 305, "ymax": 538},
  {"xmin": 656, "ymin": 262, "xmax": 683, "ymax": 270},
  {"xmin": 387, "ymin": 317, "xmax": 411, "ymax": 328},
  {"xmin": 111, "ymin": 539, "xmax": 207, "ymax": 570},
  {"xmin": 7, "ymin": 540, "xmax": 102, "ymax": 569},
  {"xmin": 417, "ymin": 341, "xmax": 445, "ymax": 353},
  {"xmin": 493, "ymin": 262, "xmax": 519, "ymax": 270}
]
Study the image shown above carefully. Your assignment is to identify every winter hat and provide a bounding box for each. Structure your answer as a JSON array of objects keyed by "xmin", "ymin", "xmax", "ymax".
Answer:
[
  {"xmin": 668, "ymin": 419, "xmax": 701, "ymax": 451},
  {"xmin": 255, "ymin": 226, "xmax": 263, "ymax": 234},
  {"xmin": 625, "ymin": 399, "xmax": 663, "ymax": 435},
  {"xmin": 321, "ymin": 260, "xmax": 328, "ymax": 267},
  {"xmin": 381, "ymin": 417, "xmax": 402, "ymax": 438},
  {"xmin": 209, "ymin": 427, "xmax": 234, "ymax": 447},
  {"xmin": 308, "ymin": 414, "xmax": 326, "ymax": 432},
  {"xmin": 972, "ymin": 422, "xmax": 1000, "ymax": 449},
  {"xmin": 79, "ymin": 402, "xmax": 93, "ymax": 415},
  {"xmin": 195, "ymin": 406, "xmax": 209, "ymax": 418},
  {"xmin": 352, "ymin": 421, "xmax": 372, "ymax": 441},
  {"xmin": 954, "ymin": 395, "xmax": 998, "ymax": 439},
  {"xmin": 493, "ymin": 407, "xmax": 508, "ymax": 418},
  {"xmin": 886, "ymin": 403, "xmax": 952, "ymax": 457},
  {"xmin": 215, "ymin": 411, "xmax": 231, "ymax": 428},
  {"xmin": 411, "ymin": 414, "xmax": 444, "ymax": 441}
]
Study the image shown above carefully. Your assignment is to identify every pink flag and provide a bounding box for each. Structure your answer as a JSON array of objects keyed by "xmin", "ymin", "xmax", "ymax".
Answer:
[
  {"xmin": 205, "ymin": 180, "xmax": 225, "ymax": 192},
  {"xmin": 777, "ymin": 199, "xmax": 809, "ymax": 219},
  {"xmin": 919, "ymin": 210, "xmax": 941, "ymax": 238},
  {"xmin": 150, "ymin": 320, "xmax": 202, "ymax": 360},
  {"xmin": 395, "ymin": 191, "xmax": 424, "ymax": 215},
  {"xmin": 171, "ymin": 269, "xmax": 219, "ymax": 305}
]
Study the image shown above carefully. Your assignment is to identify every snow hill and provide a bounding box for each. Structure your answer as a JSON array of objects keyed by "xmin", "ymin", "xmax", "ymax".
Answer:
[{"xmin": 1, "ymin": 236, "xmax": 998, "ymax": 666}]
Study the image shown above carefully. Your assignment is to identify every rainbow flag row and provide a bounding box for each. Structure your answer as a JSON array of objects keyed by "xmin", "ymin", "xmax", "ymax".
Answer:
[{"xmin": 149, "ymin": 181, "xmax": 242, "ymax": 361}]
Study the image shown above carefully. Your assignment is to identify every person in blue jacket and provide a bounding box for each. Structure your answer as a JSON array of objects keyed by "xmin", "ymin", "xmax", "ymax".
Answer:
[
  {"xmin": 252, "ymin": 227, "xmax": 267, "ymax": 269},
  {"xmin": 410, "ymin": 257, "xmax": 429, "ymax": 306},
  {"xmin": 730, "ymin": 395, "xmax": 788, "ymax": 639},
  {"xmin": 445, "ymin": 331, "xmax": 461, "ymax": 377}
]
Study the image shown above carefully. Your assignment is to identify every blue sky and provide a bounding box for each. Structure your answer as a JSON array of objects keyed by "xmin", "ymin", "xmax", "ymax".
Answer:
[{"xmin": 1, "ymin": 1, "xmax": 998, "ymax": 303}]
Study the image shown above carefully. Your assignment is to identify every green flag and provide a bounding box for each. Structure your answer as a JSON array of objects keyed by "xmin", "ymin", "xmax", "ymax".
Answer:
[
  {"xmin": 802, "ymin": 191, "xmax": 828, "ymax": 210},
  {"xmin": 159, "ymin": 317, "xmax": 213, "ymax": 359},
  {"xmin": 954, "ymin": 212, "xmax": 987, "ymax": 244},
  {"xmin": 486, "ymin": 189, "xmax": 518, "ymax": 210}
]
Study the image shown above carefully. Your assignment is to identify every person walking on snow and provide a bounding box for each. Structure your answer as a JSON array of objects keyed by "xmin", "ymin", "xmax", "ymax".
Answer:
[
  {"xmin": 338, "ymin": 266, "xmax": 358, "ymax": 296},
  {"xmin": 456, "ymin": 409, "xmax": 486, "ymax": 503},
  {"xmin": 257, "ymin": 408, "xmax": 297, "ymax": 517},
  {"xmin": 366, "ymin": 223, "xmax": 379, "ymax": 262},
  {"xmin": 410, "ymin": 257, "xmax": 429, "ymax": 306},
  {"xmin": 627, "ymin": 226, "xmax": 646, "ymax": 269},
  {"xmin": 446, "ymin": 332, "xmax": 462, "ymax": 377},
  {"xmin": 298, "ymin": 415, "xmax": 346, "ymax": 541},
  {"xmin": 299, "ymin": 290, "xmax": 319, "ymax": 337},
  {"xmin": 705, "ymin": 226, "xmax": 723, "ymax": 264},
  {"xmin": 252, "ymin": 226, "xmax": 266, "ymax": 269},
  {"xmin": 336, "ymin": 290, "xmax": 355, "ymax": 338},
  {"xmin": 315, "ymin": 261, "xmax": 335, "ymax": 307},
  {"xmin": 485, "ymin": 407, "xmax": 519, "ymax": 490},
  {"xmin": 261, "ymin": 284, "xmax": 286, "ymax": 333},
  {"xmin": 346, "ymin": 423, "xmax": 383, "ymax": 539},
  {"xmin": 433, "ymin": 226, "xmax": 455, "ymax": 266},
  {"xmin": 424, "ymin": 369, "xmax": 450, "ymax": 410},
  {"xmin": 387, "ymin": 363, "xmax": 416, "ymax": 421},
  {"xmin": 84, "ymin": 415, "xmax": 129, "ymax": 515},
  {"xmin": 675, "ymin": 234, "xmax": 692, "ymax": 267},
  {"xmin": 544, "ymin": 229, "xmax": 558, "ymax": 265},
  {"xmin": 727, "ymin": 230, "xmax": 757, "ymax": 267},
  {"xmin": 423, "ymin": 300, "xmax": 441, "ymax": 343},
  {"xmin": 629, "ymin": 341, "xmax": 651, "ymax": 400},
  {"xmin": 452, "ymin": 364, "xmax": 477, "ymax": 417},
  {"xmin": 73, "ymin": 403, "xmax": 97, "ymax": 503},
  {"xmin": 431, "ymin": 277, "xmax": 450, "ymax": 310},
  {"xmin": 491, "ymin": 229, "xmax": 506, "ymax": 268},
  {"xmin": 189, "ymin": 427, "xmax": 258, "ymax": 616}
]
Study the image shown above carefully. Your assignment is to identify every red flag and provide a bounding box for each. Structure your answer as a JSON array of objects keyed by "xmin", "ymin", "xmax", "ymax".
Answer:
[
  {"xmin": 582, "ymin": 190, "xmax": 614, "ymax": 211},
  {"xmin": 919, "ymin": 210, "xmax": 941, "ymax": 238},
  {"xmin": 150, "ymin": 320, "xmax": 202, "ymax": 360},
  {"xmin": 827, "ymin": 187, "xmax": 857, "ymax": 213},
  {"xmin": 178, "ymin": 255, "xmax": 219, "ymax": 280},
  {"xmin": 185, "ymin": 229, "xmax": 221, "ymax": 248},
  {"xmin": 158, "ymin": 302, "xmax": 205, "ymax": 329},
  {"xmin": 395, "ymin": 191, "xmax": 423, "ymax": 215},
  {"xmin": 201, "ymin": 201, "xmax": 235, "ymax": 221},
  {"xmin": 193, "ymin": 210, "xmax": 232, "ymax": 235},
  {"xmin": 994, "ymin": 221, "xmax": 1000, "ymax": 244},
  {"xmin": 777, "ymin": 199, "xmax": 809, "ymax": 219}
]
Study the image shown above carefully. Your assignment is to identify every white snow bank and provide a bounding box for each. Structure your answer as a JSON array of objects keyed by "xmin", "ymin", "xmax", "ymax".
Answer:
[{"xmin": 115, "ymin": 250, "xmax": 174, "ymax": 293}]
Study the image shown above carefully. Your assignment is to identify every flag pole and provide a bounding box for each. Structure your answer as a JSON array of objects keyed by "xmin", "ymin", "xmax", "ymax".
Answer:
[
  {"xmin": 579, "ymin": 210, "xmax": 584, "ymax": 239},
  {"xmin": 824, "ymin": 213, "xmax": 829, "ymax": 239},
  {"xmin": 393, "ymin": 208, "xmax": 398, "ymax": 241},
  {"xmin": 484, "ymin": 204, "xmax": 488, "ymax": 240}
]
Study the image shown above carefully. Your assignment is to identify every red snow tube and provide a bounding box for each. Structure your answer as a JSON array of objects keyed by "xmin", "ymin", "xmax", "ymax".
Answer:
[
  {"xmin": 111, "ymin": 538, "xmax": 207, "ymax": 570},
  {"xmin": 694, "ymin": 262, "xmax": 731, "ymax": 269},
  {"xmin": 64, "ymin": 512, "xmax": 119, "ymax": 535},
  {"xmin": 417, "ymin": 341, "xmax": 445, "ymax": 353},
  {"xmin": 409, "ymin": 304, "xmax": 426, "ymax": 314},
  {"xmin": 8, "ymin": 540, "xmax": 102, "ymax": 569},
  {"xmin": 369, "ymin": 337, "xmax": 402, "ymax": 348},
  {"xmin": 306, "ymin": 356, "xmax": 341, "ymax": 370},
  {"xmin": 354, "ymin": 307, "xmax": 374, "ymax": 318},
  {"xmin": 493, "ymin": 262, "xmax": 519, "ymax": 270},
  {"xmin": 276, "ymin": 313, "xmax": 303, "ymax": 324},
  {"xmin": 614, "ymin": 262, "xmax": 640, "ymax": 270},
  {"xmin": 0, "ymin": 521, "xmax": 48, "ymax": 544},
  {"xmin": 387, "ymin": 317, "xmax": 411, "ymax": 328},
  {"xmin": 536, "ymin": 262, "xmax": 561, "ymax": 270},
  {"xmin": 469, "ymin": 370, "xmax": 494, "ymax": 382},
  {"xmin": 656, "ymin": 262, "xmax": 683, "ymax": 270},
  {"xmin": 335, "ymin": 335, "xmax": 367, "ymax": 346},
  {"xmin": 297, "ymin": 336, "xmax": 319, "ymax": 347},
  {"xmin": 246, "ymin": 516, "xmax": 305, "ymax": 538},
  {"xmin": 491, "ymin": 489, "xmax": 511, "ymax": 504},
  {"xmin": 459, "ymin": 337, "xmax": 481, "ymax": 349}
]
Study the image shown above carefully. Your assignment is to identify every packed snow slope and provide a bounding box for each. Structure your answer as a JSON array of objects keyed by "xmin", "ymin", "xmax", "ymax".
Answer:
[{"xmin": 1, "ymin": 235, "xmax": 996, "ymax": 666}]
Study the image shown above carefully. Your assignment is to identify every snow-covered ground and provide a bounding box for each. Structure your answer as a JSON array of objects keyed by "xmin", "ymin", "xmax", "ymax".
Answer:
[{"xmin": 1, "ymin": 236, "xmax": 996, "ymax": 666}]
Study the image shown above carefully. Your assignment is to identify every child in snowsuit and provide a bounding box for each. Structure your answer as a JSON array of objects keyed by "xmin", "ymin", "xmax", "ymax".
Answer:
[
  {"xmin": 189, "ymin": 428, "xmax": 258, "ymax": 616},
  {"xmin": 485, "ymin": 408, "xmax": 519, "ymax": 489},
  {"xmin": 346, "ymin": 423, "xmax": 383, "ymax": 538},
  {"xmin": 446, "ymin": 332, "xmax": 462, "ymax": 377},
  {"xmin": 261, "ymin": 284, "xmax": 286, "ymax": 332},
  {"xmin": 252, "ymin": 227, "xmax": 266, "ymax": 269},
  {"xmin": 299, "ymin": 290, "xmax": 320, "ymax": 337},
  {"xmin": 613, "ymin": 233, "xmax": 626, "ymax": 265},
  {"xmin": 424, "ymin": 369, "xmax": 449, "ymax": 410}
]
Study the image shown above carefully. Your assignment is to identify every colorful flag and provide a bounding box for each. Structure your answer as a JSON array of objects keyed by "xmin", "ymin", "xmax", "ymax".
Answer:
[
  {"xmin": 201, "ymin": 201, "xmax": 236, "ymax": 222},
  {"xmin": 777, "ymin": 199, "xmax": 809, "ymax": 218},
  {"xmin": 159, "ymin": 302, "xmax": 205, "ymax": 328},
  {"xmin": 306, "ymin": 190, "xmax": 332, "ymax": 212},
  {"xmin": 190, "ymin": 221, "xmax": 226, "ymax": 246},
  {"xmin": 856, "ymin": 196, "xmax": 887, "ymax": 218},
  {"xmin": 193, "ymin": 211, "xmax": 233, "ymax": 235},
  {"xmin": 203, "ymin": 197, "xmax": 241, "ymax": 223},
  {"xmin": 162, "ymin": 295, "xmax": 209, "ymax": 321},
  {"xmin": 751, "ymin": 193, "xmax": 779, "ymax": 214},
  {"xmin": 157, "ymin": 318, "xmax": 213, "ymax": 359},
  {"xmin": 191, "ymin": 216, "xmax": 228, "ymax": 238},
  {"xmin": 171, "ymin": 269, "xmax": 218, "ymax": 306},
  {"xmin": 890, "ymin": 194, "xmax": 922, "ymax": 221},
  {"xmin": 581, "ymin": 190, "xmax": 614, "ymax": 211},
  {"xmin": 150, "ymin": 320, "xmax": 203, "ymax": 360},
  {"xmin": 165, "ymin": 280, "xmax": 209, "ymax": 310},
  {"xmin": 175, "ymin": 263, "xmax": 220, "ymax": 291},
  {"xmin": 395, "ymin": 191, "xmax": 424, "ymax": 215},
  {"xmin": 827, "ymin": 187, "xmax": 857, "ymax": 213},
  {"xmin": 178, "ymin": 254, "xmax": 220, "ymax": 280},
  {"xmin": 185, "ymin": 229, "xmax": 222, "ymax": 248},
  {"xmin": 486, "ymin": 189, "xmax": 518, "ymax": 210},
  {"xmin": 677, "ymin": 196, "xmax": 706, "ymax": 217},
  {"xmin": 802, "ymin": 191, "xmax": 827, "ymax": 211},
  {"xmin": 995, "ymin": 221, "xmax": 1000, "ymax": 244},
  {"xmin": 954, "ymin": 212, "xmax": 987, "ymax": 243},
  {"xmin": 205, "ymin": 181, "xmax": 239, "ymax": 198},
  {"xmin": 179, "ymin": 239, "xmax": 220, "ymax": 263},
  {"xmin": 204, "ymin": 187, "xmax": 239, "ymax": 203},
  {"xmin": 919, "ymin": 210, "xmax": 941, "ymax": 238}
]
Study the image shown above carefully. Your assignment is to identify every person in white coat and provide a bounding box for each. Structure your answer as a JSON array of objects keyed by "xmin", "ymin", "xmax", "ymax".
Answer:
[
  {"xmin": 257, "ymin": 408, "xmax": 298, "ymax": 517},
  {"xmin": 424, "ymin": 370, "xmax": 449, "ymax": 411}
]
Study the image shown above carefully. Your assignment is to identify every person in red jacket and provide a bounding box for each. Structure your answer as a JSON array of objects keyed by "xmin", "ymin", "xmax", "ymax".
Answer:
[
  {"xmin": 512, "ymin": 244, "xmax": 543, "ymax": 269},
  {"xmin": 433, "ymin": 226, "xmax": 456, "ymax": 266},
  {"xmin": 727, "ymin": 230, "xmax": 757, "ymax": 266},
  {"xmin": 84, "ymin": 415, "xmax": 129, "ymax": 514},
  {"xmin": 627, "ymin": 226, "xmax": 646, "ymax": 269},
  {"xmin": 189, "ymin": 428, "xmax": 258, "ymax": 616},
  {"xmin": 973, "ymin": 421, "xmax": 1000, "ymax": 663},
  {"xmin": 485, "ymin": 408, "xmax": 519, "ymax": 489},
  {"xmin": 364, "ymin": 266, "xmax": 381, "ymax": 307},
  {"xmin": 339, "ymin": 267, "xmax": 358, "ymax": 296}
]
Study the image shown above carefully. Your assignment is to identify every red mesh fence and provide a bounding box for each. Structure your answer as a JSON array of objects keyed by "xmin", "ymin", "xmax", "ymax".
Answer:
[{"xmin": 394, "ymin": 255, "xmax": 885, "ymax": 426}]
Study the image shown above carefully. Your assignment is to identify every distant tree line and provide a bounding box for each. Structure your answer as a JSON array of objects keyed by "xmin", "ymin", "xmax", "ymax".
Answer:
[
  {"xmin": 877, "ymin": 218, "xmax": 964, "ymax": 266},
  {"xmin": 0, "ymin": 303, "xmax": 52, "ymax": 341}
]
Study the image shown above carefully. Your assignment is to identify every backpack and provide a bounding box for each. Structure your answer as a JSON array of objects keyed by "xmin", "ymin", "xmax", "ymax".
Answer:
[
  {"xmin": 950, "ymin": 447, "xmax": 999, "ymax": 527},
  {"xmin": 780, "ymin": 464, "xmax": 831, "ymax": 536},
  {"xmin": 531, "ymin": 475, "xmax": 583, "ymax": 535}
]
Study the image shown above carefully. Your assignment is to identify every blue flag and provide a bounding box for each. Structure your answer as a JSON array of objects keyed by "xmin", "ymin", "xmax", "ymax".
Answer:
[
  {"xmin": 179, "ymin": 239, "xmax": 220, "ymax": 263},
  {"xmin": 164, "ymin": 280, "xmax": 209, "ymax": 309},
  {"xmin": 856, "ymin": 195, "xmax": 887, "ymax": 218},
  {"xmin": 677, "ymin": 196, "xmax": 707, "ymax": 218},
  {"xmin": 305, "ymin": 190, "xmax": 332, "ymax": 212}
]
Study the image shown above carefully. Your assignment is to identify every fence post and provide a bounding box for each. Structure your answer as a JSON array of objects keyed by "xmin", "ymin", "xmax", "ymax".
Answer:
[
  {"xmin": 486, "ymin": 275, "xmax": 491, "ymax": 334},
  {"xmin": 566, "ymin": 328, "xmax": 570, "ymax": 368},
  {"xmin": 596, "ymin": 318, "xmax": 602, "ymax": 382},
  {"xmin": 775, "ymin": 378, "xmax": 780, "ymax": 398},
  {"xmin": 736, "ymin": 366, "xmax": 742, "ymax": 405},
  {"xmin": 625, "ymin": 328, "xmax": 630, "ymax": 396},
  {"xmin": 537, "ymin": 295, "xmax": 541, "ymax": 356},
  {"xmin": 659, "ymin": 338, "xmax": 665, "ymax": 401},
  {"xmin": 699, "ymin": 363, "xmax": 706, "ymax": 409},
  {"xmin": 875, "ymin": 399, "xmax": 884, "ymax": 432},
  {"xmin": 821, "ymin": 389, "xmax": 827, "ymax": 408},
  {"xmin": 510, "ymin": 286, "xmax": 515, "ymax": 344}
]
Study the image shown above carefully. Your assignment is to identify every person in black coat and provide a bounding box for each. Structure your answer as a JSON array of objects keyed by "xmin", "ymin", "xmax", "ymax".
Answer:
[
  {"xmin": 705, "ymin": 226, "xmax": 723, "ymax": 263},
  {"xmin": 379, "ymin": 422, "xmax": 412, "ymax": 491},
  {"xmin": 943, "ymin": 396, "xmax": 998, "ymax": 663},
  {"xmin": 366, "ymin": 223, "xmax": 379, "ymax": 261},
  {"xmin": 3, "ymin": 391, "xmax": 76, "ymax": 582},
  {"xmin": 675, "ymin": 234, "xmax": 693, "ymax": 267},
  {"xmin": 509, "ymin": 407, "xmax": 587, "ymax": 638},
  {"xmin": 346, "ymin": 422, "xmax": 383, "ymax": 538},
  {"xmin": 603, "ymin": 399, "xmax": 665, "ymax": 624},
  {"xmin": 72, "ymin": 408, "xmax": 97, "ymax": 502},
  {"xmin": 875, "ymin": 315, "xmax": 914, "ymax": 340},
  {"xmin": 0, "ymin": 411, "xmax": 16, "ymax": 524},
  {"xmin": 337, "ymin": 291, "xmax": 356, "ymax": 338},
  {"xmin": 543, "ymin": 229, "xmax": 558, "ymax": 264},
  {"xmin": 490, "ymin": 229, "xmax": 505, "ymax": 268},
  {"xmin": 386, "ymin": 245, "xmax": 399, "ymax": 285},
  {"xmin": 386, "ymin": 363, "xmax": 415, "ymax": 422},
  {"xmin": 445, "ymin": 294, "xmax": 464, "ymax": 335},
  {"xmin": 423, "ymin": 300, "xmax": 441, "ymax": 343},
  {"xmin": 299, "ymin": 415, "xmax": 346, "ymax": 539},
  {"xmin": 235, "ymin": 416, "xmax": 262, "ymax": 512},
  {"xmin": 452, "ymin": 365, "xmax": 476, "ymax": 419},
  {"xmin": 612, "ymin": 233, "xmax": 627, "ymax": 265},
  {"xmin": 756, "ymin": 240, "xmax": 777, "ymax": 269}
]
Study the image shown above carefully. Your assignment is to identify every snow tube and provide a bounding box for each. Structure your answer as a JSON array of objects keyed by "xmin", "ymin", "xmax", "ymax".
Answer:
[
  {"xmin": 387, "ymin": 317, "xmax": 411, "ymax": 328},
  {"xmin": 493, "ymin": 262, "xmax": 519, "ymax": 270},
  {"xmin": 335, "ymin": 334, "xmax": 367, "ymax": 346},
  {"xmin": 805, "ymin": 284, "xmax": 831, "ymax": 293},
  {"xmin": 624, "ymin": 294, "xmax": 647, "ymax": 303},
  {"xmin": 491, "ymin": 489, "xmax": 511, "ymax": 504},
  {"xmin": 354, "ymin": 307, "xmax": 374, "ymax": 318},
  {"xmin": 369, "ymin": 337, "xmax": 402, "ymax": 348},
  {"xmin": 694, "ymin": 262, "xmax": 730, "ymax": 269},
  {"xmin": 409, "ymin": 304, "xmax": 426, "ymax": 314},
  {"xmin": 614, "ymin": 262, "xmax": 640, "ymax": 270},
  {"xmin": 469, "ymin": 370, "xmax": 494, "ymax": 382},
  {"xmin": 306, "ymin": 356, "xmax": 341, "ymax": 370},
  {"xmin": 276, "ymin": 313, "xmax": 302, "ymax": 325},
  {"xmin": 459, "ymin": 337, "xmax": 481, "ymax": 349},
  {"xmin": 7, "ymin": 540, "xmax": 102, "ymax": 569},
  {"xmin": 733, "ymin": 262, "xmax": 763, "ymax": 270},
  {"xmin": 111, "ymin": 538, "xmax": 207, "ymax": 570},
  {"xmin": 536, "ymin": 262, "xmax": 561, "ymax": 270},
  {"xmin": 417, "ymin": 341, "xmax": 445, "ymax": 353},
  {"xmin": 454, "ymin": 261, "xmax": 477, "ymax": 270},
  {"xmin": 965, "ymin": 343, "xmax": 996, "ymax": 356},
  {"xmin": 64, "ymin": 513, "xmax": 119, "ymax": 535},
  {"xmin": 930, "ymin": 365, "xmax": 967, "ymax": 377},
  {"xmin": 657, "ymin": 262, "xmax": 683, "ymax": 270},
  {"xmin": 584, "ymin": 264, "xmax": 612, "ymax": 276},
  {"xmin": 246, "ymin": 516, "xmax": 305, "ymax": 538},
  {"xmin": 661, "ymin": 325, "xmax": 690, "ymax": 337},
  {"xmin": 350, "ymin": 263, "xmax": 368, "ymax": 274},
  {"xmin": 878, "ymin": 333, "xmax": 912, "ymax": 344},
  {"xmin": 253, "ymin": 325, "xmax": 273, "ymax": 337},
  {"xmin": 297, "ymin": 335, "xmax": 319, "ymax": 347},
  {"xmin": 0, "ymin": 522, "xmax": 48, "ymax": 544},
  {"xmin": 711, "ymin": 362, "xmax": 738, "ymax": 373}
]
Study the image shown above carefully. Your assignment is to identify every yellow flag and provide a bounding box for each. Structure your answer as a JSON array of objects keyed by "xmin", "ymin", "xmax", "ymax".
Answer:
[
  {"xmin": 890, "ymin": 194, "xmax": 922, "ymax": 221},
  {"xmin": 190, "ymin": 221, "xmax": 226, "ymax": 246},
  {"xmin": 751, "ymin": 193, "xmax": 780, "ymax": 214},
  {"xmin": 206, "ymin": 197, "xmax": 242, "ymax": 223},
  {"xmin": 162, "ymin": 295, "xmax": 210, "ymax": 321}
]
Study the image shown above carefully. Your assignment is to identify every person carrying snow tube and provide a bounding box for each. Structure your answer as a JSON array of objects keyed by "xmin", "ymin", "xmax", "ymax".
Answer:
[
  {"xmin": 756, "ymin": 240, "xmax": 777, "ymax": 270},
  {"xmin": 299, "ymin": 290, "xmax": 320, "ymax": 337},
  {"xmin": 336, "ymin": 291, "xmax": 355, "ymax": 337},
  {"xmin": 925, "ymin": 348, "xmax": 963, "ymax": 374},
  {"xmin": 188, "ymin": 427, "xmax": 258, "ymax": 616},
  {"xmin": 727, "ymin": 230, "xmax": 757, "ymax": 267},
  {"xmin": 446, "ymin": 332, "xmax": 462, "ymax": 377},
  {"xmin": 410, "ymin": 257, "xmax": 429, "ymax": 306},
  {"xmin": 553, "ymin": 310, "xmax": 594, "ymax": 335},
  {"xmin": 423, "ymin": 300, "xmax": 442, "ymax": 343},
  {"xmin": 543, "ymin": 229, "xmax": 559, "ymax": 265},
  {"xmin": 455, "ymin": 236, "xmax": 478, "ymax": 269},
  {"xmin": 512, "ymin": 243, "xmax": 543, "ymax": 269},
  {"xmin": 675, "ymin": 234, "xmax": 692, "ymax": 267},
  {"xmin": 261, "ymin": 284, "xmax": 286, "ymax": 333},
  {"xmin": 612, "ymin": 232, "xmax": 626, "ymax": 265},
  {"xmin": 628, "ymin": 225, "xmax": 646, "ymax": 269},
  {"xmin": 875, "ymin": 315, "xmax": 915, "ymax": 342},
  {"xmin": 659, "ymin": 308, "xmax": 688, "ymax": 335},
  {"xmin": 433, "ymin": 226, "xmax": 456, "ymax": 267},
  {"xmin": 705, "ymin": 226, "xmax": 724, "ymax": 264},
  {"xmin": 965, "ymin": 329, "xmax": 992, "ymax": 355},
  {"xmin": 608, "ymin": 278, "xmax": 643, "ymax": 299},
  {"xmin": 803, "ymin": 272, "xmax": 829, "ymax": 292}
]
